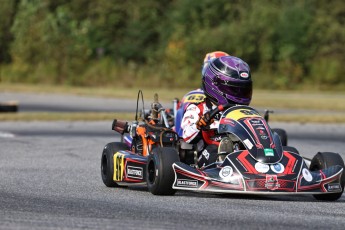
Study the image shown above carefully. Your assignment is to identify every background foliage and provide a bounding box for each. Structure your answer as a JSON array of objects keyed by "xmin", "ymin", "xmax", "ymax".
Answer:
[{"xmin": 0, "ymin": 0, "xmax": 344, "ymax": 90}]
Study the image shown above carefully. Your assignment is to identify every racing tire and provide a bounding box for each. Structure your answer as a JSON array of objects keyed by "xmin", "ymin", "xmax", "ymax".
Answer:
[
  {"xmin": 0, "ymin": 102, "xmax": 18, "ymax": 112},
  {"xmin": 272, "ymin": 128, "xmax": 288, "ymax": 146},
  {"xmin": 146, "ymin": 147, "xmax": 180, "ymax": 195},
  {"xmin": 309, "ymin": 152, "xmax": 345, "ymax": 201},
  {"xmin": 101, "ymin": 142, "xmax": 129, "ymax": 187}
]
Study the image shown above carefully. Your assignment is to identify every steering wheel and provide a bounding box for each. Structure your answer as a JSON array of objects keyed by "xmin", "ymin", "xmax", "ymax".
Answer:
[{"xmin": 202, "ymin": 103, "xmax": 236, "ymax": 145}]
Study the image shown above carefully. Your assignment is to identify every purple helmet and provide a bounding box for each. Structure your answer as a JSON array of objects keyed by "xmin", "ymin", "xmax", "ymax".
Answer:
[{"xmin": 202, "ymin": 56, "xmax": 252, "ymax": 105}]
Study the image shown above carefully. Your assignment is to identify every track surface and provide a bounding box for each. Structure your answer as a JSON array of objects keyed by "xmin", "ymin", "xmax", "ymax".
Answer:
[
  {"xmin": 0, "ymin": 92, "xmax": 166, "ymax": 112},
  {"xmin": 1, "ymin": 121, "xmax": 345, "ymax": 230},
  {"xmin": 2, "ymin": 91, "xmax": 342, "ymax": 115}
]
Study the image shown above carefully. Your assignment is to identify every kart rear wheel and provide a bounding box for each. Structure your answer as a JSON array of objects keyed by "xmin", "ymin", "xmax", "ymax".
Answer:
[
  {"xmin": 272, "ymin": 128, "xmax": 288, "ymax": 146},
  {"xmin": 147, "ymin": 147, "xmax": 180, "ymax": 195},
  {"xmin": 310, "ymin": 152, "xmax": 345, "ymax": 201},
  {"xmin": 101, "ymin": 142, "xmax": 129, "ymax": 187}
]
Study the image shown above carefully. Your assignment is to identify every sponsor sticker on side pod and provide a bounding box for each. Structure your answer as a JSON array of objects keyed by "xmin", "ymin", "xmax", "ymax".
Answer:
[{"xmin": 264, "ymin": 148, "xmax": 274, "ymax": 156}]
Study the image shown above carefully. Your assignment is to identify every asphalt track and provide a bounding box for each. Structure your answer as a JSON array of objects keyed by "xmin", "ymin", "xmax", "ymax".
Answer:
[
  {"xmin": 0, "ymin": 92, "xmax": 164, "ymax": 112},
  {"xmin": 1, "ymin": 92, "xmax": 345, "ymax": 229},
  {"xmin": 1, "ymin": 121, "xmax": 345, "ymax": 230},
  {"xmin": 1, "ymin": 91, "xmax": 341, "ymax": 115}
]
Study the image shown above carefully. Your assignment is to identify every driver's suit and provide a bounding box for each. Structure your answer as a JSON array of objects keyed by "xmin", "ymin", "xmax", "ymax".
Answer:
[{"xmin": 181, "ymin": 99, "xmax": 220, "ymax": 168}]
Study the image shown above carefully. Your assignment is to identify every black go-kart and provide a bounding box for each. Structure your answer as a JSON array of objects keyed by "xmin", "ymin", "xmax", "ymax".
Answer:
[{"xmin": 101, "ymin": 93, "xmax": 344, "ymax": 201}]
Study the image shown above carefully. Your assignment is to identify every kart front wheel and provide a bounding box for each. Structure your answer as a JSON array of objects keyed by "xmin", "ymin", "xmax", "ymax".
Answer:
[
  {"xmin": 310, "ymin": 152, "xmax": 345, "ymax": 201},
  {"xmin": 101, "ymin": 142, "xmax": 129, "ymax": 187},
  {"xmin": 146, "ymin": 147, "xmax": 180, "ymax": 195}
]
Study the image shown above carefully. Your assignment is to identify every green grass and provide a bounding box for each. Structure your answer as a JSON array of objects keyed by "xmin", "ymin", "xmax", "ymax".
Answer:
[
  {"xmin": 268, "ymin": 114, "xmax": 345, "ymax": 123},
  {"xmin": 252, "ymin": 90, "xmax": 345, "ymax": 112}
]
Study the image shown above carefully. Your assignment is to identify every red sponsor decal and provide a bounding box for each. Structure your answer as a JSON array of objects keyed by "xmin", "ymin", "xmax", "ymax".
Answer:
[
  {"xmin": 265, "ymin": 175, "xmax": 280, "ymax": 190},
  {"xmin": 220, "ymin": 118, "xmax": 236, "ymax": 126}
]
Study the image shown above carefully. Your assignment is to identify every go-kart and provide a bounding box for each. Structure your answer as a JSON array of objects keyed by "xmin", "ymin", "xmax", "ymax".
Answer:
[
  {"xmin": 101, "ymin": 91, "xmax": 344, "ymax": 201},
  {"xmin": 149, "ymin": 103, "xmax": 345, "ymax": 200},
  {"xmin": 101, "ymin": 91, "xmax": 179, "ymax": 187}
]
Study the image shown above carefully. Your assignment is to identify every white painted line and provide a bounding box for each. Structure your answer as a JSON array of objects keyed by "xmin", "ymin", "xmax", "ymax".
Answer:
[{"xmin": 0, "ymin": 131, "xmax": 15, "ymax": 138}]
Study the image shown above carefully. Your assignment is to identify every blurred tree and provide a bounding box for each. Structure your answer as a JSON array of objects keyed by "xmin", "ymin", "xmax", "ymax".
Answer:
[
  {"xmin": 0, "ymin": 0, "xmax": 20, "ymax": 63},
  {"xmin": 11, "ymin": 0, "xmax": 93, "ymax": 83},
  {"xmin": 308, "ymin": 0, "xmax": 345, "ymax": 86},
  {"xmin": 3, "ymin": 0, "xmax": 345, "ymax": 88}
]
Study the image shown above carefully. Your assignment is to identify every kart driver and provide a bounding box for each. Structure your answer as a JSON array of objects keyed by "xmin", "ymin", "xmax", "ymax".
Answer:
[
  {"xmin": 181, "ymin": 52, "xmax": 253, "ymax": 168},
  {"xmin": 202, "ymin": 51, "xmax": 230, "ymax": 75}
]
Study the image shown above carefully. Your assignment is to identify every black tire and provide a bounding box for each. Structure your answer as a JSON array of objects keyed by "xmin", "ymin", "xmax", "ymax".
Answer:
[
  {"xmin": 101, "ymin": 142, "xmax": 129, "ymax": 187},
  {"xmin": 283, "ymin": 146, "xmax": 300, "ymax": 155},
  {"xmin": 310, "ymin": 152, "xmax": 345, "ymax": 201},
  {"xmin": 146, "ymin": 147, "xmax": 180, "ymax": 195},
  {"xmin": 0, "ymin": 103, "xmax": 18, "ymax": 112},
  {"xmin": 272, "ymin": 128, "xmax": 288, "ymax": 146}
]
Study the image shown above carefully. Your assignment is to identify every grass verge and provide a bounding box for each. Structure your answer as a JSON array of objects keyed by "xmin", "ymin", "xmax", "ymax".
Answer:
[
  {"xmin": 268, "ymin": 114, "xmax": 345, "ymax": 123},
  {"xmin": 0, "ymin": 112, "xmax": 344, "ymax": 123}
]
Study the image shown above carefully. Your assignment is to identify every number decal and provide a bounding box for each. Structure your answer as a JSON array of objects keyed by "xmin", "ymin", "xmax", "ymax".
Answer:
[
  {"xmin": 183, "ymin": 94, "xmax": 205, "ymax": 103},
  {"xmin": 240, "ymin": 110, "xmax": 259, "ymax": 116},
  {"xmin": 225, "ymin": 109, "xmax": 261, "ymax": 121},
  {"xmin": 113, "ymin": 152, "xmax": 125, "ymax": 181}
]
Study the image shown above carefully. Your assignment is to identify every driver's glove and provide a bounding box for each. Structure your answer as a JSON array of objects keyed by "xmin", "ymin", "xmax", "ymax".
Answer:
[{"xmin": 196, "ymin": 112, "xmax": 214, "ymax": 130}]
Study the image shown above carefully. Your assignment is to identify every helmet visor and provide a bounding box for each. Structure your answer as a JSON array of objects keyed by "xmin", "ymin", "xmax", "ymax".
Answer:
[{"xmin": 216, "ymin": 79, "xmax": 252, "ymax": 103}]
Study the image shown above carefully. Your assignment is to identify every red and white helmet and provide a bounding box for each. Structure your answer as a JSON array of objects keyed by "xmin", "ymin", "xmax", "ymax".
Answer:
[{"xmin": 202, "ymin": 51, "xmax": 230, "ymax": 75}]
